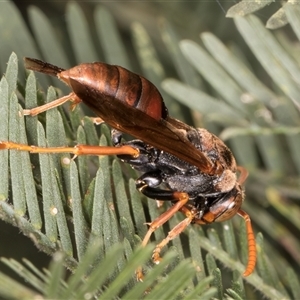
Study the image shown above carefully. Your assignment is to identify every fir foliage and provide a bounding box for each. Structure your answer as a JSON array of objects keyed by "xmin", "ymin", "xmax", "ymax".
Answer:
[{"xmin": 0, "ymin": 1, "xmax": 300, "ymax": 299}]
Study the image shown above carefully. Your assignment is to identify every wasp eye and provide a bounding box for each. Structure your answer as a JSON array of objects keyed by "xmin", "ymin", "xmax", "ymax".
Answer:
[{"xmin": 204, "ymin": 186, "xmax": 244, "ymax": 223}]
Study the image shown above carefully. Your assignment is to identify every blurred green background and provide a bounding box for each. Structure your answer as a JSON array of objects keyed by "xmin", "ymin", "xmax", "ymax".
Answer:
[{"xmin": 0, "ymin": 1, "xmax": 300, "ymax": 299}]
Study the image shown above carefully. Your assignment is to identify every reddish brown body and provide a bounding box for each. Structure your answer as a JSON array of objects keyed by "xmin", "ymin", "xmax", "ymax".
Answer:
[
  {"xmin": 24, "ymin": 58, "xmax": 214, "ymax": 173},
  {"xmin": 60, "ymin": 63, "xmax": 168, "ymax": 121},
  {"xmin": 0, "ymin": 57, "xmax": 256, "ymax": 279}
]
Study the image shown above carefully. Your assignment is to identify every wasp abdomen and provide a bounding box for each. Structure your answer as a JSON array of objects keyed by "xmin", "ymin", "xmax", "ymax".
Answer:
[{"xmin": 59, "ymin": 63, "xmax": 167, "ymax": 121}]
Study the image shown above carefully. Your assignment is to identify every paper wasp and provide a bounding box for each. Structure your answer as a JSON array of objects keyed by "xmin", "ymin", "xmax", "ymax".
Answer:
[{"xmin": 0, "ymin": 57, "xmax": 256, "ymax": 279}]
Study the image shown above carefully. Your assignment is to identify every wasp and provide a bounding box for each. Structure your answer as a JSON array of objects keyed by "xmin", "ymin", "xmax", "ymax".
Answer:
[{"xmin": 0, "ymin": 58, "xmax": 256, "ymax": 279}]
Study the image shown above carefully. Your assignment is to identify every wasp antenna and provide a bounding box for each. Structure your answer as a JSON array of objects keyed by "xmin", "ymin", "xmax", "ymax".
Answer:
[
  {"xmin": 24, "ymin": 57, "xmax": 65, "ymax": 76},
  {"xmin": 238, "ymin": 209, "xmax": 256, "ymax": 277}
]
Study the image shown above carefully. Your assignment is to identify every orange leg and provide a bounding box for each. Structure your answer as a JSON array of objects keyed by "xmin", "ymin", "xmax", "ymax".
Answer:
[
  {"xmin": 237, "ymin": 168, "xmax": 256, "ymax": 276},
  {"xmin": 151, "ymin": 209, "xmax": 197, "ymax": 264},
  {"xmin": 22, "ymin": 92, "xmax": 81, "ymax": 116},
  {"xmin": 0, "ymin": 141, "xmax": 139, "ymax": 158},
  {"xmin": 136, "ymin": 192, "xmax": 189, "ymax": 281},
  {"xmin": 22, "ymin": 92, "xmax": 104, "ymax": 126},
  {"xmin": 238, "ymin": 209, "xmax": 256, "ymax": 277}
]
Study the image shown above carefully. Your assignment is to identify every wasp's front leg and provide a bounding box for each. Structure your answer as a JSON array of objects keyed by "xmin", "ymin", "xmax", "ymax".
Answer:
[{"xmin": 134, "ymin": 172, "xmax": 190, "ymax": 281}]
